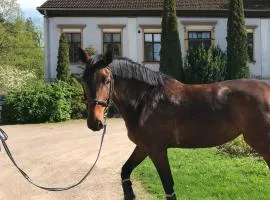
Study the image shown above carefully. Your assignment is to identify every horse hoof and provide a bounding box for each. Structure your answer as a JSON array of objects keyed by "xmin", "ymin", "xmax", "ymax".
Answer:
[
  {"xmin": 166, "ymin": 195, "xmax": 177, "ymax": 200},
  {"xmin": 124, "ymin": 193, "xmax": 135, "ymax": 200}
]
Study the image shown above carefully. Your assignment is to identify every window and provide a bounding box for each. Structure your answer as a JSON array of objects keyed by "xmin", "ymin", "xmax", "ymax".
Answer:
[
  {"xmin": 65, "ymin": 33, "xmax": 82, "ymax": 63},
  {"xmin": 58, "ymin": 25, "xmax": 85, "ymax": 64},
  {"xmin": 98, "ymin": 25, "xmax": 126, "ymax": 57},
  {"xmin": 144, "ymin": 33, "xmax": 161, "ymax": 62},
  {"xmin": 103, "ymin": 32, "xmax": 121, "ymax": 56},
  {"xmin": 247, "ymin": 32, "xmax": 254, "ymax": 62},
  {"xmin": 181, "ymin": 21, "xmax": 216, "ymax": 52},
  {"xmin": 188, "ymin": 31, "xmax": 211, "ymax": 49}
]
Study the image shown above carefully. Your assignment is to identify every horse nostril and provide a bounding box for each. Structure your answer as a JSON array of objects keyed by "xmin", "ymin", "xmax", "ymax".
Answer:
[{"xmin": 97, "ymin": 121, "xmax": 104, "ymax": 130}]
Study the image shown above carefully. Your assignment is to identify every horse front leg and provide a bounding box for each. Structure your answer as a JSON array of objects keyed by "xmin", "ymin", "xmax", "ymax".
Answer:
[
  {"xmin": 149, "ymin": 149, "xmax": 176, "ymax": 200},
  {"xmin": 121, "ymin": 146, "xmax": 148, "ymax": 200}
]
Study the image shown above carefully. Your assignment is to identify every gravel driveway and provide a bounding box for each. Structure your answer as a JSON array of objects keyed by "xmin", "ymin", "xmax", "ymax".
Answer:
[{"xmin": 0, "ymin": 119, "xmax": 151, "ymax": 200}]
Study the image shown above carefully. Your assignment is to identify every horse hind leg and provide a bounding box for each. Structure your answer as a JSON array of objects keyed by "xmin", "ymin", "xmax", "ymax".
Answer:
[
  {"xmin": 261, "ymin": 153, "xmax": 270, "ymax": 169},
  {"xmin": 243, "ymin": 129, "xmax": 270, "ymax": 169}
]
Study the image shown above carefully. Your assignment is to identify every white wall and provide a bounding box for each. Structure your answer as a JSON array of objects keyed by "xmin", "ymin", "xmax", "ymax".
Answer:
[
  {"xmin": 47, "ymin": 17, "xmax": 130, "ymax": 79},
  {"xmin": 261, "ymin": 19, "xmax": 270, "ymax": 80},
  {"xmin": 45, "ymin": 16, "xmax": 270, "ymax": 81}
]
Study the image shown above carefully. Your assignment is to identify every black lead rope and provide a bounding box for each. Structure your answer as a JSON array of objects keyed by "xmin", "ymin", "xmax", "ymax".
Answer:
[{"xmin": 0, "ymin": 116, "xmax": 108, "ymax": 191}]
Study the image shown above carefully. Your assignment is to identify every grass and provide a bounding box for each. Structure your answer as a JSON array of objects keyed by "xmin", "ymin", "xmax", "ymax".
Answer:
[{"xmin": 133, "ymin": 148, "xmax": 270, "ymax": 200}]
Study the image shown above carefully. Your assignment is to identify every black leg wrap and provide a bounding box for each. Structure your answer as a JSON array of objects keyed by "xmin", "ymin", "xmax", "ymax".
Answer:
[{"xmin": 122, "ymin": 180, "xmax": 135, "ymax": 200}]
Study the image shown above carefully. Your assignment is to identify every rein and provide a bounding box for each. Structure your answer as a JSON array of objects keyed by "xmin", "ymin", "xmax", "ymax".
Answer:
[
  {"xmin": 0, "ymin": 77, "xmax": 113, "ymax": 191},
  {"xmin": 0, "ymin": 123, "xmax": 107, "ymax": 191}
]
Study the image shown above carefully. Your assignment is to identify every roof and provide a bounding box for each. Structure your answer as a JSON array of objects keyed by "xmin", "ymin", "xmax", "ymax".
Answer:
[{"xmin": 37, "ymin": 0, "xmax": 270, "ymax": 17}]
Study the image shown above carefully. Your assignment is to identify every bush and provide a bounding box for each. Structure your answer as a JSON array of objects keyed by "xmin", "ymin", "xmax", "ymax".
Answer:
[
  {"xmin": 0, "ymin": 65, "xmax": 38, "ymax": 93},
  {"xmin": 107, "ymin": 102, "xmax": 120, "ymax": 118},
  {"xmin": 184, "ymin": 46, "xmax": 227, "ymax": 84},
  {"xmin": 217, "ymin": 136, "xmax": 257, "ymax": 157},
  {"xmin": 1, "ymin": 81, "xmax": 84, "ymax": 124},
  {"xmin": 68, "ymin": 77, "xmax": 87, "ymax": 119},
  {"xmin": 85, "ymin": 45, "xmax": 97, "ymax": 57}
]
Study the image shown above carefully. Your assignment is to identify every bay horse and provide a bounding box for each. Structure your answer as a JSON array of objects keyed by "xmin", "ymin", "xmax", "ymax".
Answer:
[{"xmin": 79, "ymin": 48, "xmax": 270, "ymax": 200}]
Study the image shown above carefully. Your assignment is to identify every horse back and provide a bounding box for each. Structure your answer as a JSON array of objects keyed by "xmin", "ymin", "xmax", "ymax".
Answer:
[{"xmin": 135, "ymin": 79, "xmax": 270, "ymax": 149}]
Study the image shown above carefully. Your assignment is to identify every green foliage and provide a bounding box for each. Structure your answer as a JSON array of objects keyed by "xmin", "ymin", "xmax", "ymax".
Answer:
[
  {"xmin": 134, "ymin": 149, "xmax": 269, "ymax": 200},
  {"xmin": 107, "ymin": 102, "xmax": 120, "ymax": 118},
  {"xmin": 184, "ymin": 46, "xmax": 227, "ymax": 84},
  {"xmin": 160, "ymin": 0, "xmax": 184, "ymax": 82},
  {"xmin": 0, "ymin": 17, "xmax": 44, "ymax": 79},
  {"xmin": 85, "ymin": 45, "xmax": 97, "ymax": 57},
  {"xmin": 226, "ymin": 0, "xmax": 249, "ymax": 79},
  {"xmin": 2, "ymin": 80, "xmax": 86, "ymax": 124},
  {"xmin": 0, "ymin": 65, "xmax": 38, "ymax": 93},
  {"xmin": 57, "ymin": 33, "xmax": 70, "ymax": 81},
  {"xmin": 68, "ymin": 77, "xmax": 87, "ymax": 119},
  {"xmin": 49, "ymin": 81, "xmax": 73, "ymax": 122},
  {"xmin": 217, "ymin": 136, "xmax": 257, "ymax": 157}
]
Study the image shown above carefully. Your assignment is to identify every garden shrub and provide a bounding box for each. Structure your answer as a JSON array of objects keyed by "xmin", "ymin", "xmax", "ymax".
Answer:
[
  {"xmin": 107, "ymin": 102, "xmax": 120, "ymax": 118},
  {"xmin": 2, "ymin": 81, "xmax": 75, "ymax": 124},
  {"xmin": 217, "ymin": 136, "xmax": 257, "ymax": 157},
  {"xmin": 0, "ymin": 65, "xmax": 38, "ymax": 93},
  {"xmin": 68, "ymin": 77, "xmax": 87, "ymax": 119},
  {"xmin": 184, "ymin": 46, "xmax": 227, "ymax": 84},
  {"xmin": 50, "ymin": 81, "xmax": 73, "ymax": 122}
]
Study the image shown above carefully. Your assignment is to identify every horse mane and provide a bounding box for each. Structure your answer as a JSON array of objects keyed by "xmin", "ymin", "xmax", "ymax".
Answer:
[
  {"xmin": 108, "ymin": 57, "xmax": 169, "ymax": 126},
  {"xmin": 108, "ymin": 57, "xmax": 164, "ymax": 86}
]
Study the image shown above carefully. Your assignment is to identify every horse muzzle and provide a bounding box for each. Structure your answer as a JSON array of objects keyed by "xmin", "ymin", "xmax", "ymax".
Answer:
[{"xmin": 87, "ymin": 119, "xmax": 104, "ymax": 132}]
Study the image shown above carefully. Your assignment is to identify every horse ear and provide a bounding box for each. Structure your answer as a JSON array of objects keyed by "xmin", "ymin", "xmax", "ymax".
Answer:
[
  {"xmin": 78, "ymin": 47, "xmax": 90, "ymax": 64},
  {"xmin": 104, "ymin": 50, "xmax": 113, "ymax": 65}
]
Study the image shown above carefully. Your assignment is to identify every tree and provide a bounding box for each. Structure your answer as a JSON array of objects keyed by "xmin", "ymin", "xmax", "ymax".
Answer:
[
  {"xmin": 0, "ymin": 18, "xmax": 44, "ymax": 78},
  {"xmin": 25, "ymin": 18, "xmax": 42, "ymax": 47},
  {"xmin": 57, "ymin": 33, "xmax": 70, "ymax": 81},
  {"xmin": 0, "ymin": 0, "xmax": 21, "ymax": 22},
  {"xmin": 226, "ymin": 0, "xmax": 249, "ymax": 79},
  {"xmin": 160, "ymin": 0, "xmax": 184, "ymax": 82}
]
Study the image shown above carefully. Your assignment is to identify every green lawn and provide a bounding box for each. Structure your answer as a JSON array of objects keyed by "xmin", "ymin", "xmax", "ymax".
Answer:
[{"xmin": 133, "ymin": 148, "xmax": 270, "ymax": 200}]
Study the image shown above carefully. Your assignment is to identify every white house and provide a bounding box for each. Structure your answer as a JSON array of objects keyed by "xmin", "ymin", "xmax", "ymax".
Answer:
[{"xmin": 37, "ymin": 0, "xmax": 270, "ymax": 81}]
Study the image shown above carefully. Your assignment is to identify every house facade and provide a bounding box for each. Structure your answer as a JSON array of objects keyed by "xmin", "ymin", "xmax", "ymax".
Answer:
[{"xmin": 37, "ymin": 0, "xmax": 270, "ymax": 81}]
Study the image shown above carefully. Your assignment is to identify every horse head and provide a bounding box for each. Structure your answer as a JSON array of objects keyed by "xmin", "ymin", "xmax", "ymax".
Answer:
[{"xmin": 79, "ymin": 48, "xmax": 113, "ymax": 131}]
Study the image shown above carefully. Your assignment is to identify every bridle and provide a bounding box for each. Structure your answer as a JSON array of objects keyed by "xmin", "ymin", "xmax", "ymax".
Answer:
[{"xmin": 85, "ymin": 68, "xmax": 114, "ymax": 112}]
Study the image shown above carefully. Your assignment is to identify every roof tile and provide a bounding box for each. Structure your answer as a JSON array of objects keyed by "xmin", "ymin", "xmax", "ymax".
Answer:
[{"xmin": 39, "ymin": 0, "xmax": 270, "ymax": 10}]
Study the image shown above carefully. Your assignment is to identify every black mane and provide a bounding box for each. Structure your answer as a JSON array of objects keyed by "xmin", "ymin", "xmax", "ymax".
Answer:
[
  {"xmin": 82, "ymin": 55, "xmax": 165, "ymax": 86},
  {"xmin": 108, "ymin": 57, "xmax": 164, "ymax": 86}
]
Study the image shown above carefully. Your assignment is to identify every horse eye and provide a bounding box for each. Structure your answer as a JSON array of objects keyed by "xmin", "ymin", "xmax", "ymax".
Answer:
[{"xmin": 104, "ymin": 79, "xmax": 111, "ymax": 85}]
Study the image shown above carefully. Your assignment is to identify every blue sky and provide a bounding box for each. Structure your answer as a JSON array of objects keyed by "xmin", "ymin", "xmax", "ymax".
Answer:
[{"xmin": 18, "ymin": 0, "xmax": 46, "ymax": 9}]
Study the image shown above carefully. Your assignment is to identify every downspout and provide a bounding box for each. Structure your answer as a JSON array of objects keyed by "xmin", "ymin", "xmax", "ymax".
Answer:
[
  {"xmin": 260, "ymin": 19, "xmax": 263, "ymax": 80},
  {"xmin": 44, "ymin": 9, "xmax": 52, "ymax": 81}
]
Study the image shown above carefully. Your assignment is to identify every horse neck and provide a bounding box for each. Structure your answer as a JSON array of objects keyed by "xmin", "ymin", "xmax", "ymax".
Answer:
[{"xmin": 111, "ymin": 77, "xmax": 150, "ymax": 121}]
